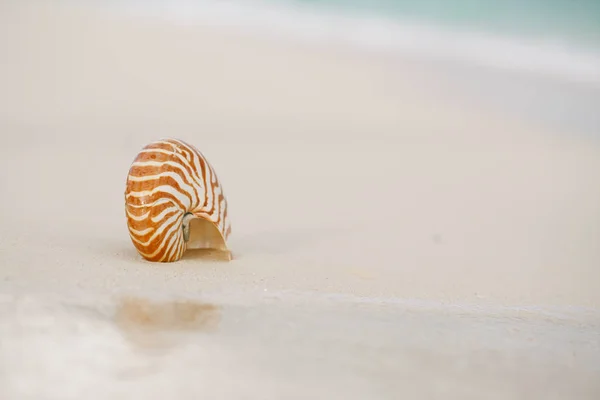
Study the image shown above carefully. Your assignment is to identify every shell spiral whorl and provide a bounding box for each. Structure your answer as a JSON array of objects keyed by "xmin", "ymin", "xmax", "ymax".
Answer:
[{"xmin": 125, "ymin": 138, "xmax": 231, "ymax": 262}]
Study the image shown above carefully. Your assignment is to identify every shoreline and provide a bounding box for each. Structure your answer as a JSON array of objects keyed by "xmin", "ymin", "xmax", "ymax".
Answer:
[
  {"xmin": 59, "ymin": 0, "xmax": 600, "ymax": 84},
  {"xmin": 3, "ymin": 1, "xmax": 600, "ymax": 140}
]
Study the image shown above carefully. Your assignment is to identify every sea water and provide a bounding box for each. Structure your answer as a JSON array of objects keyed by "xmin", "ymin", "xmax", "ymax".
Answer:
[
  {"xmin": 56, "ymin": 0, "xmax": 600, "ymax": 136},
  {"xmin": 87, "ymin": 0, "xmax": 600, "ymax": 84}
]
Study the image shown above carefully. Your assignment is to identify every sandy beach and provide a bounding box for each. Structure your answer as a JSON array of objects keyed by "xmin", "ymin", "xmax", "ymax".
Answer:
[{"xmin": 0, "ymin": 2, "xmax": 599, "ymax": 399}]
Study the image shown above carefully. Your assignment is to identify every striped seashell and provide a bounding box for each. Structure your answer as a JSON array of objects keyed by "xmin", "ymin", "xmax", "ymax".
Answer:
[{"xmin": 125, "ymin": 138, "xmax": 231, "ymax": 262}]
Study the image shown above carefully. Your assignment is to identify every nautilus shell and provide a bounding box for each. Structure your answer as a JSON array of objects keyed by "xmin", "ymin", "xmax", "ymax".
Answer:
[{"xmin": 125, "ymin": 138, "xmax": 231, "ymax": 262}]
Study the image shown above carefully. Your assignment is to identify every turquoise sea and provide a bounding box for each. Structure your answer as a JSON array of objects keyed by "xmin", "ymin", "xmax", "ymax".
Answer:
[
  {"xmin": 92, "ymin": 0, "xmax": 600, "ymax": 84},
  {"xmin": 113, "ymin": 0, "xmax": 600, "ymax": 45},
  {"xmin": 290, "ymin": 0, "xmax": 600, "ymax": 46}
]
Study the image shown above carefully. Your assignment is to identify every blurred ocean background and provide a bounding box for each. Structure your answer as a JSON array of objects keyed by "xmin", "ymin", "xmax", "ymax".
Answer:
[{"xmin": 86, "ymin": 0, "xmax": 600, "ymax": 83}]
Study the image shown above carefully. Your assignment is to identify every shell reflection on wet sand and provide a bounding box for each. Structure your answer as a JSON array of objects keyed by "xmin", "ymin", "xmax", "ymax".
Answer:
[{"xmin": 114, "ymin": 297, "xmax": 221, "ymax": 349}]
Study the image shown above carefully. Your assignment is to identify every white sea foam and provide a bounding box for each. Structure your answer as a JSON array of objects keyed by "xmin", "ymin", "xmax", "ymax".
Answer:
[{"xmin": 104, "ymin": 0, "xmax": 600, "ymax": 84}]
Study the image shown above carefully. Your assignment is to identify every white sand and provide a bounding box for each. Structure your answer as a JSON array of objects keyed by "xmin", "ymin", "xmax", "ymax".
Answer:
[{"xmin": 0, "ymin": 3, "xmax": 599, "ymax": 399}]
